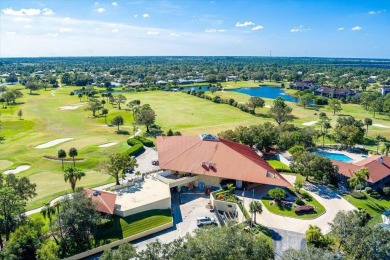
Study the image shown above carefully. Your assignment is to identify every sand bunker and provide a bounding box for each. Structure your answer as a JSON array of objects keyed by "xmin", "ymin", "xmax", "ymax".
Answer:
[
  {"xmin": 373, "ymin": 123, "xmax": 390, "ymax": 128},
  {"xmin": 51, "ymin": 92, "xmax": 55, "ymax": 96},
  {"xmin": 0, "ymin": 160, "xmax": 13, "ymax": 171},
  {"xmin": 265, "ymin": 105, "xmax": 271, "ymax": 108},
  {"xmin": 59, "ymin": 104, "xmax": 84, "ymax": 110},
  {"xmin": 302, "ymin": 120, "xmax": 318, "ymax": 126},
  {"xmin": 98, "ymin": 142, "xmax": 118, "ymax": 148},
  {"xmin": 3, "ymin": 165, "xmax": 30, "ymax": 175},
  {"xmin": 35, "ymin": 138, "xmax": 74, "ymax": 149}
]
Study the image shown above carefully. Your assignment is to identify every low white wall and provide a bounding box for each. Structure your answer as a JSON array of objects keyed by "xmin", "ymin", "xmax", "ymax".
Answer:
[
  {"xmin": 277, "ymin": 153, "xmax": 291, "ymax": 167},
  {"xmin": 64, "ymin": 221, "xmax": 173, "ymax": 260},
  {"xmin": 115, "ymin": 197, "xmax": 171, "ymax": 217},
  {"xmin": 210, "ymin": 191, "xmax": 245, "ymax": 224}
]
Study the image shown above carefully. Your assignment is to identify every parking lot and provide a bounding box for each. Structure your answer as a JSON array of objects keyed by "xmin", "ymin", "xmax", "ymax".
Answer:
[{"xmin": 132, "ymin": 189, "xmax": 217, "ymax": 251}]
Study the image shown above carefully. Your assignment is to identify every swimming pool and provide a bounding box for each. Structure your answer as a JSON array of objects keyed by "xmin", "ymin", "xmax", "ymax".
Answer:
[{"xmin": 315, "ymin": 151, "xmax": 353, "ymax": 163}]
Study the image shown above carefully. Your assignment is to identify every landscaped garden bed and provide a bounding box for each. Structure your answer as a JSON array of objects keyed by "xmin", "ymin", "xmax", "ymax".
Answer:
[{"xmin": 261, "ymin": 188, "xmax": 325, "ymax": 219}]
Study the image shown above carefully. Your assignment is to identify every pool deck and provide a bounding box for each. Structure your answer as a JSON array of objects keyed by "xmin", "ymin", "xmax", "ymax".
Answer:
[{"xmin": 315, "ymin": 148, "xmax": 369, "ymax": 164}]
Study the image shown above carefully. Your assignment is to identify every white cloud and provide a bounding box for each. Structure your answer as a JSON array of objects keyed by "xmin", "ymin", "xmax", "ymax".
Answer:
[
  {"xmin": 95, "ymin": 8, "xmax": 105, "ymax": 13},
  {"xmin": 2, "ymin": 8, "xmax": 41, "ymax": 16},
  {"xmin": 6, "ymin": 32, "xmax": 17, "ymax": 35},
  {"xmin": 205, "ymin": 29, "xmax": 226, "ymax": 33},
  {"xmin": 45, "ymin": 33, "xmax": 58, "ymax": 37},
  {"xmin": 290, "ymin": 25, "xmax": 311, "ymax": 33},
  {"xmin": 42, "ymin": 8, "xmax": 55, "ymax": 16},
  {"xmin": 134, "ymin": 14, "xmax": 138, "ymax": 18},
  {"xmin": 236, "ymin": 21, "xmax": 255, "ymax": 27},
  {"xmin": 59, "ymin": 28, "xmax": 72, "ymax": 32},
  {"xmin": 147, "ymin": 31, "xmax": 159, "ymax": 35},
  {"xmin": 251, "ymin": 25, "xmax": 264, "ymax": 31},
  {"xmin": 368, "ymin": 10, "xmax": 386, "ymax": 15},
  {"xmin": 94, "ymin": 2, "xmax": 99, "ymax": 5},
  {"xmin": 111, "ymin": 28, "xmax": 119, "ymax": 33},
  {"xmin": 352, "ymin": 26, "xmax": 362, "ymax": 31},
  {"xmin": 112, "ymin": 2, "xmax": 118, "ymax": 6},
  {"xmin": 13, "ymin": 17, "xmax": 33, "ymax": 22},
  {"xmin": 170, "ymin": 33, "xmax": 179, "ymax": 37},
  {"xmin": 337, "ymin": 27, "xmax": 344, "ymax": 31},
  {"xmin": 142, "ymin": 13, "xmax": 150, "ymax": 18},
  {"xmin": 23, "ymin": 25, "xmax": 32, "ymax": 29}
]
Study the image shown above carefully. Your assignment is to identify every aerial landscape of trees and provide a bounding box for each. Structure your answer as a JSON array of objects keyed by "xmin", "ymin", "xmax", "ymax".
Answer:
[{"xmin": 1, "ymin": 55, "xmax": 390, "ymax": 259}]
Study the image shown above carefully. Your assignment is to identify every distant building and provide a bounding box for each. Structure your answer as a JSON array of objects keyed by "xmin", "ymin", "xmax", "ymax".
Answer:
[
  {"xmin": 378, "ymin": 86, "xmax": 390, "ymax": 96},
  {"xmin": 314, "ymin": 86, "xmax": 357, "ymax": 98},
  {"xmin": 332, "ymin": 155, "xmax": 390, "ymax": 189},
  {"xmin": 226, "ymin": 75, "xmax": 238, "ymax": 81},
  {"xmin": 289, "ymin": 80, "xmax": 314, "ymax": 90}
]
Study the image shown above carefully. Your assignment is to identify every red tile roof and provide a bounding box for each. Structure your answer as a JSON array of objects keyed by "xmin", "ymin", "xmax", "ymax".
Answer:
[
  {"xmin": 84, "ymin": 188, "xmax": 117, "ymax": 215},
  {"xmin": 156, "ymin": 135, "xmax": 291, "ymax": 187},
  {"xmin": 332, "ymin": 155, "xmax": 390, "ymax": 183}
]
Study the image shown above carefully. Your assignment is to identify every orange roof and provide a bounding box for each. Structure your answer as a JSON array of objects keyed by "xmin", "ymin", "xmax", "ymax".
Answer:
[
  {"xmin": 332, "ymin": 155, "xmax": 390, "ymax": 183},
  {"xmin": 156, "ymin": 135, "xmax": 291, "ymax": 187},
  {"xmin": 84, "ymin": 188, "xmax": 117, "ymax": 215}
]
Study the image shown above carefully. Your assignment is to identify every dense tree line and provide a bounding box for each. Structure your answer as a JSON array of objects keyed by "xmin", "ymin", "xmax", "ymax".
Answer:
[
  {"xmin": 218, "ymin": 122, "xmax": 317, "ymax": 152},
  {"xmin": 1, "ymin": 57, "xmax": 390, "ymax": 88}
]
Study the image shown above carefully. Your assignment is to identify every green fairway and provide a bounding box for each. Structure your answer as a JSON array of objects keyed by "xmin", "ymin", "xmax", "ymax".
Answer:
[{"xmin": 1, "ymin": 84, "xmax": 390, "ymax": 210}]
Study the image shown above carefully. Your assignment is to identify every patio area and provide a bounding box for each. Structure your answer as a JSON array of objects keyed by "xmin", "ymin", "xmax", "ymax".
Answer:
[{"xmin": 114, "ymin": 179, "xmax": 171, "ymax": 217}]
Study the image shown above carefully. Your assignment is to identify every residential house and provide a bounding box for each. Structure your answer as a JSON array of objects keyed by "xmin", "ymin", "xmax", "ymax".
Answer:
[
  {"xmin": 314, "ymin": 86, "xmax": 357, "ymax": 98},
  {"xmin": 332, "ymin": 155, "xmax": 390, "ymax": 189},
  {"xmin": 379, "ymin": 86, "xmax": 390, "ymax": 96},
  {"xmin": 226, "ymin": 76, "xmax": 238, "ymax": 81},
  {"xmin": 289, "ymin": 80, "xmax": 314, "ymax": 90}
]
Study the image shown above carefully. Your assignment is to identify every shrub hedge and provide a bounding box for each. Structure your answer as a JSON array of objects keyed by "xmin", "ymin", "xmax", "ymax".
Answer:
[
  {"xmin": 350, "ymin": 191, "xmax": 367, "ymax": 199},
  {"xmin": 134, "ymin": 136, "xmax": 154, "ymax": 147},
  {"xmin": 295, "ymin": 205, "xmax": 314, "ymax": 214},
  {"xmin": 126, "ymin": 138, "xmax": 145, "ymax": 157},
  {"xmin": 127, "ymin": 143, "xmax": 145, "ymax": 157}
]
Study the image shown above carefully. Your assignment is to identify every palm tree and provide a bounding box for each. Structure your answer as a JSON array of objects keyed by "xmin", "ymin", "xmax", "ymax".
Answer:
[
  {"xmin": 68, "ymin": 147, "xmax": 78, "ymax": 167},
  {"xmin": 364, "ymin": 118, "xmax": 372, "ymax": 136},
  {"xmin": 305, "ymin": 225, "xmax": 322, "ymax": 246},
  {"xmin": 40, "ymin": 202, "xmax": 56, "ymax": 224},
  {"xmin": 249, "ymin": 200, "xmax": 263, "ymax": 225},
  {"xmin": 348, "ymin": 167, "xmax": 370, "ymax": 192},
  {"xmin": 57, "ymin": 149, "xmax": 67, "ymax": 170},
  {"xmin": 63, "ymin": 166, "xmax": 85, "ymax": 192},
  {"xmin": 376, "ymin": 134, "xmax": 384, "ymax": 154},
  {"xmin": 383, "ymin": 142, "xmax": 390, "ymax": 156}
]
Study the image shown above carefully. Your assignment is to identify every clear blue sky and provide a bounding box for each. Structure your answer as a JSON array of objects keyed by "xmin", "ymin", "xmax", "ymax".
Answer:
[{"xmin": 1, "ymin": 0, "xmax": 389, "ymax": 58}]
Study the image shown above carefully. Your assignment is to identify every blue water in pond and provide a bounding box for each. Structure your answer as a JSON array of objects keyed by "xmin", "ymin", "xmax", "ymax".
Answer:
[
  {"xmin": 181, "ymin": 86, "xmax": 209, "ymax": 91},
  {"xmin": 228, "ymin": 86, "xmax": 296, "ymax": 102},
  {"xmin": 315, "ymin": 151, "xmax": 352, "ymax": 163}
]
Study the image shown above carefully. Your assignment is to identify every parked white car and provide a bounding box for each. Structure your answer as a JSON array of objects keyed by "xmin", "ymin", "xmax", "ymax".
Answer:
[{"xmin": 196, "ymin": 216, "xmax": 216, "ymax": 226}]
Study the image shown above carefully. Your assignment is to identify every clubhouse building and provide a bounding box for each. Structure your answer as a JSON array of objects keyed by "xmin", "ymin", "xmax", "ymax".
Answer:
[{"xmin": 156, "ymin": 134, "xmax": 291, "ymax": 190}]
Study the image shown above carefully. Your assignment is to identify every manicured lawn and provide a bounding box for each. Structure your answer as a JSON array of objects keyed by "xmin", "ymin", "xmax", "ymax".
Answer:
[
  {"xmin": 342, "ymin": 194, "xmax": 390, "ymax": 225},
  {"xmin": 94, "ymin": 209, "xmax": 172, "ymax": 245},
  {"xmin": 262, "ymin": 190, "xmax": 326, "ymax": 220},
  {"xmin": 266, "ymin": 159, "xmax": 290, "ymax": 171}
]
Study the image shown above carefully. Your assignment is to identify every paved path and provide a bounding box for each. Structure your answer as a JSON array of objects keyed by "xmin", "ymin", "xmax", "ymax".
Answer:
[
  {"xmin": 238, "ymin": 174, "xmax": 356, "ymax": 234},
  {"xmin": 271, "ymin": 228, "xmax": 306, "ymax": 259}
]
